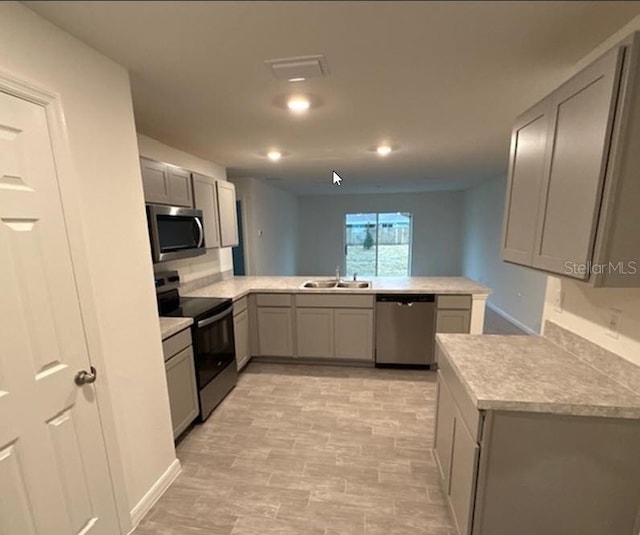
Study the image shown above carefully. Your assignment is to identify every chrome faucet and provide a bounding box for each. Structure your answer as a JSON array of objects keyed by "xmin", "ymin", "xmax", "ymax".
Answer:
[
  {"xmin": 335, "ymin": 265, "xmax": 341, "ymax": 281},
  {"xmin": 353, "ymin": 272, "xmax": 358, "ymax": 281}
]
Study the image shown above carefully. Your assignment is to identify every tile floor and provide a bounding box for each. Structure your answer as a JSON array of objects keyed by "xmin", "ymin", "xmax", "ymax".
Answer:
[{"xmin": 134, "ymin": 363, "xmax": 457, "ymax": 535}]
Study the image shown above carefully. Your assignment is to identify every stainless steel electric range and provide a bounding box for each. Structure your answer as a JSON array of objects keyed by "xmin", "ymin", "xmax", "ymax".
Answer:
[{"xmin": 156, "ymin": 271, "xmax": 237, "ymax": 421}]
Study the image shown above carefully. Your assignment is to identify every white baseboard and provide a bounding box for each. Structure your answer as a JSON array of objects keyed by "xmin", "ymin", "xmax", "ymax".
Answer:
[
  {"xmin": 128, "ymin": 458, "xmax": 181, "ymax": 532},
  {"xmin": 486, "ymin": 302, "xmax": 538, "ymax": 336}
]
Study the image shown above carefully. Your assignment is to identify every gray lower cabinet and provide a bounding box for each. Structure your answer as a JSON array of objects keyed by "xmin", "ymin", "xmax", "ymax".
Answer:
[
  {"xmin": 163, "ymin": 331, "xmax": 198, "ymax": 439},
  {"xmin": 436, "ymin": 295, "xmax": 471, "ymax": 334},
  {"xmin": 449, "ymin": 412, "xmax": 480, "ymax": 535},
  {"xmin": 434, "ymin": 374, "xmax": 456, "ymax": 491},
  {"xmin": 295, "ymin": 307, "xmax": 374, "ymax": 360},
  {"xmin": 502, "ymin": 32, "xmax": 640, "ymax": 286},
  {"xmin": 434, "ymin": 371, "xmax": 479, "ymax": 535},
  {"xmin": 233, "ymin": 300, "xmax": 250, "ymax": 370},
  {"xmin": 334, "ymin": 308, "xmax": 373, "ymax": 360},
  {"xmin": 141, "ymin": 157, "xmax": 193, "ymax": 207},
  {"xmin": 257, "ymin": 307, "xmax": 293, "ymax": 356},
  {"xmin": 434, "ymin": 345, "xmax": 640, "ymax": 535},
  {"xmin": 296, "ymin": 308, "xmax": 334, "ymax": 358},
  {"xmin": 436, "ymin": 310, "xmax": 471, "ymax": 334},
  {"xmin": 293, "ymin": 294, "xmax": 374, "ymax": 361}
]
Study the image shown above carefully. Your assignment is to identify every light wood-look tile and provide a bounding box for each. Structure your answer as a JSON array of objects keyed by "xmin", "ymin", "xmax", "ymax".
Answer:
[{"xmin": 133, "ymin": 362, "xmax": 456, "ymax": 535}]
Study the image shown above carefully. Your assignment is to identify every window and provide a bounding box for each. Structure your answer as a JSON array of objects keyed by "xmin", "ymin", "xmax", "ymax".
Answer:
[{"xmin": 344, "ymin": 212, "xmax": 412, "ymax": 277}]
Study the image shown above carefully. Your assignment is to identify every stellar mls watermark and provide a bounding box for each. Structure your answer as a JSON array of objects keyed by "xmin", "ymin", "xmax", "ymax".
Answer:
[{"xmin": 563, "ymin": 261, "xmax": 638, "ymax": 276}]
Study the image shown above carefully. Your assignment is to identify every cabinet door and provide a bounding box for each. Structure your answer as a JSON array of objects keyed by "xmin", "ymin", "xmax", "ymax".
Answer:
[
  {"xmin": 140, "ymin": 158, "xmax": 170, "ymax": 204},
  {"xmin": 434, "ymin": 373, "xmax": 456, "ymax": 493},
  {"xmin": 334, "ymin": 309, "xmax": 373, "ymax": 360},
  {"xmin": 167, "ymin": 166, "xmax": 193, "ymax": 207},
  {"xmin": 216, "ymin": 181, "xmax": 239, "ymax": 247},
  {"xmin": 501, "ymin": 100, "xmax": 551, "ymax": 266},
  {"xmin": 436, "ymin": 310, "xmax": 470, "ymax": 334},
  {"xmin": 297, "ymin": 308, "xmax": 334, "ymax": 358},
  {"xmin": 533, "ymin": 47, "xmax": 623, "ymax": 278},
  {"xmin": 165, "ymin": 346, "xmax": 199, "ymax": 439},
  {"xmin": 257, "ymin": 307, "xmax": 293, "ymax": 356},
  {"xmin": 449, "ymin": 413, "xmax": 480, "ymax": 535},
  {"xmin": 192, "ymin": 173, "xmax": 221, "ymax": 248},
  {"xmin": 233, "ymin": 308, "xmax": 250, "ymax": 370}
]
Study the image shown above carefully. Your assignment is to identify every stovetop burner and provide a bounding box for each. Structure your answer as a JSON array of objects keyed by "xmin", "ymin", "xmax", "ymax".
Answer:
[
  {"xmin": 155, "ymin": 270, "xmax": 231, "ymax": 321},
  {"xmin": 160, "ymin": 294, "xmax": 230, "ymax": 320}
]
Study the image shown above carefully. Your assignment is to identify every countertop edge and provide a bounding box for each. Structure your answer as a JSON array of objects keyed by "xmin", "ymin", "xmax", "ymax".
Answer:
[
  {"xmin": 159, "ymin": 317, "xmax": 193, "ymax": 341},
  {"xmin": 436, "ymin": 335, "xmax": 640, "ymax": 420}
]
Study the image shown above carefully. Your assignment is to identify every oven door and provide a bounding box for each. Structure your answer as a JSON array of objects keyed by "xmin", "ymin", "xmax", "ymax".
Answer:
[
  {"xmin": 192, "ymin": 304, "xmax": 237, "ymax": 419},
  {"xmin": 147, "ymin": 204, "xmax": 206, "ymax": 263}
]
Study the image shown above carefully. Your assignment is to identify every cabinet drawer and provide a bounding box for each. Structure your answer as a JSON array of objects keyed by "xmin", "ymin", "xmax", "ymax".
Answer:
[
  {"xmin": 437, "ymin": 295, "xmax": 471, "ymax": 310},
  {"xmin": 256, "ymin": 293, "xmax": 292, "ymax": 307},
  {"xmin": 234, "ymin": 296, "xmax": 248, "ymax": 315},
  {"xmin": 437, "ymin": 345, "xmax": 482, "ymax": 441},
  {"xmin": 295, "ymin": 294, "xmax": 374, "ymax": 308},
  {"xmin": 162, "ymin": 328, "xmax": 191, "ymax": 362}
]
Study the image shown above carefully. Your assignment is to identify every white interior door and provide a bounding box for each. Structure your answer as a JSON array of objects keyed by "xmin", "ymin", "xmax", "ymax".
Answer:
[{"xmin": 0, "ymin": 91, "xmax": 120, "ymax": 534}]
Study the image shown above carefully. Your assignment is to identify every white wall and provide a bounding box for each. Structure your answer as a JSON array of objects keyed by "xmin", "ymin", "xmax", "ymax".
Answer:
[
  {"xmin": 540, "ymin": 14, "xmax": 640, "ymax": 366},
  {"xmin": 463, "ymin": 176, "xmax": 548, "ymax": 333},
  {"xmin": 1, "ymin": 2, "xmax": 176, "ymax": 527},
  {"xmin": 231, "ymin": 177, "xmax": 298, "ymax": 275},
  {"xmin": 137, "ymin": 133, "xmax": 234, "ymax": 283},
  {"xmin": 297, "ymin": 191, "xmax": 464, "ymax": 276}
]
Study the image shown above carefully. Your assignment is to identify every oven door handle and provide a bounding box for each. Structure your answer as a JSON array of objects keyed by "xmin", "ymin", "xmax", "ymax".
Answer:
[{"xmin": 197, "ymin": 306, "xmax": 232, "ymax": 328}]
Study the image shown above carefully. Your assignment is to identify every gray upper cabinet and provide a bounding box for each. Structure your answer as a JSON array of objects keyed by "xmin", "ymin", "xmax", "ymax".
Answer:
[
  {"xmin": 167, "ymin": 166, "xmax": 193, "ymax": 208},
  {"xmin": 533, "ymin": 46, "xmax": 623, "ymax": 278},
  {"xmin": 501, "ymin": 100, "xmax": 551, "ymax": 266},
  {"xmin": 216, "ymin": 181, "xmax": 239, "ymax": 247},
  {"xmin": 502, "ymin": 33, "xmax": 640, "ymax": 287},
  {"xmin": 192, "ymin": 173, "xmax": 221, "ymax": 249},
  {"xmin": 140, "ymin": 157, "xmax": 193, "ymax": 208}
]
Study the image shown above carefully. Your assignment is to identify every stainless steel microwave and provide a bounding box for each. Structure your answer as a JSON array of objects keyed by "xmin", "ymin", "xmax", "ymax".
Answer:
[{"xmin": 146, "ymin": 204, "xmax": 206, "ymax": 263}]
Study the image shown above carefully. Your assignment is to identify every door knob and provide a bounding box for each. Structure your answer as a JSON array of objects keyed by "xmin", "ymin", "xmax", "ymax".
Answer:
[{"xmin": 75, "ymin": 366, "xmax": 97, "ymax": 386}]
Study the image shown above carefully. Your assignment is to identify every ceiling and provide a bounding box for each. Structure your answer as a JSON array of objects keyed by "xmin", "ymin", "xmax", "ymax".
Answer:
[{"xmin": 26, "ymin": 1, "xmax": 640, "ymax": 195}]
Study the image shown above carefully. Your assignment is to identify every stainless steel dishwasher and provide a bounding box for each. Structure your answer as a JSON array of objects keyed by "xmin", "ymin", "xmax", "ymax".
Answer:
[{"xmin": 375, "ymin": 294, "xmax": 436, "ymax": 367}]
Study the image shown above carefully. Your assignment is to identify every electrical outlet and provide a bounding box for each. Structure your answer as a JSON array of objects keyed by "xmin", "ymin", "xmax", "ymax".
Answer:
[{"xmin": 606, "ymin": 308, "xmax": 622, "ymax": 339}]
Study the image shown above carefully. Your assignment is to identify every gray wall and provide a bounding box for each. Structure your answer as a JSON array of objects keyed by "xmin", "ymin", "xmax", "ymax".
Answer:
[
  {"xmin": 463, "ymin": 175, "xmax": 547, "ymax": 333},
  {"xmin": 231, "ymin": 177, "xmax": 298, "ymax": 275},
  {"xmin": 297, "ymin": 191, "xmax": 465, "ymax": 277}
]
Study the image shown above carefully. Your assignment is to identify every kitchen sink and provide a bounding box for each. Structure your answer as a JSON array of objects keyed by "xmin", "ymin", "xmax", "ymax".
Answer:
[
  {"xmin": 301, "ymin": 279, "xmax": 372, "ymax": 289},
  {"xmin": 336, "ymin": 281, "xmax": 371, "ymax": 289},
  {"xmin": 301, "ymin": 280, "xmax": 338, "ymax": 288}
]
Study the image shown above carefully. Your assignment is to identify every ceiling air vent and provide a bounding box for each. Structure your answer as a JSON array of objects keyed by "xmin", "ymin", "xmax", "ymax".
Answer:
[{"xmin": 264, "ymin": 54, "xmax": 329, "ymax": 81}]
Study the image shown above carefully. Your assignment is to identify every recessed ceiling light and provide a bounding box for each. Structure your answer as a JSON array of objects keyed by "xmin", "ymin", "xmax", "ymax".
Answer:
[
  {"xmin": 287, "ymin": 96, "xmax": 310, "ymax": 113},
  {"xmin": 376, "ymin": 145, "xmax": 392, "ymax": 156},
  {"xmin": 267, "ymin": 151, "xmax": 282, "ymax": 161},
  {"xmin": 288, "ymin": 77, "xmax": 306, "ymax": 82}
]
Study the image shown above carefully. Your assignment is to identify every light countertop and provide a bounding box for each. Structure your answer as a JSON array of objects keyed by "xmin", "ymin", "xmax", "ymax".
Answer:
[
  {"xmin": 159, "ymin": 317, "xmax": 193, "ymax": 340},
  {"xmin": 436, "ymin": 334, "xmax": 640, "ymax": 419},
  {"xmin": 182, "ymin": 276, "xmax": 491, "ymax": 300}
]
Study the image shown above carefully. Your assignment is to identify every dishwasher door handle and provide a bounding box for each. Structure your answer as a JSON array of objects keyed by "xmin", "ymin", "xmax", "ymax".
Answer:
[{"xmin": 396, "ymin": 302, "xmax": 414, "ymax": 307}]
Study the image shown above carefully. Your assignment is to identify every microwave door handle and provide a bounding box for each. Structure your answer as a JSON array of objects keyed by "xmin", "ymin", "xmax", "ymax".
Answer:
[{"xmin": 194, "ymin": 216, "xmax": 204, "ymax": 248}]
